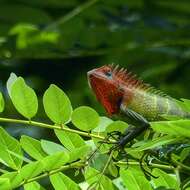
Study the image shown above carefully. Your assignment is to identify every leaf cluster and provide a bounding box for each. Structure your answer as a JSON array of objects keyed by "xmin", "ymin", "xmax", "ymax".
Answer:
[{"xmin": 0, "ymin": 74, "xmax": 189, "ymax": 190}]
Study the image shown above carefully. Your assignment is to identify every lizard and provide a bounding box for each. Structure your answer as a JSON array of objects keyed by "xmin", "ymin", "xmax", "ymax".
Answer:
[{"xmin": 87, "ymin": 64, "xmax": 190, "ymax": 148}]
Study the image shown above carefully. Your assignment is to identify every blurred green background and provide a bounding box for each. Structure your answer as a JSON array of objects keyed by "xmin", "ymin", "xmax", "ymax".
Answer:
[
  {"xmin": 1, "ymin": 0, "xmax": 190, "ymax": 132},
  {"xmin": 0, "ymin": 0, "xmax": 190, "ymax": 189}
]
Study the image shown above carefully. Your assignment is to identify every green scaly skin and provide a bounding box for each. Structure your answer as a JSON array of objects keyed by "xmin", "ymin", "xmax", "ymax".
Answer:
[
  {"xmin": 88, "ymin": 65, "xmax": 190, "ymax": 148},
  {"xmin": 123, "ymin": 90, "xmax": 190, "ymax": 121}
]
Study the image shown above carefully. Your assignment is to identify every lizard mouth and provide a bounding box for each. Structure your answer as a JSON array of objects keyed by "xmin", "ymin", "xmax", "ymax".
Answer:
[
  {"xmin": 87, "ymin": 70, "xmax": 95, "ymax": 89},
  {"xmin": 87, "ymin": 70, "xmax": 101, "ymax": 79},
  {"xmin": 87, "ymin": 70, "xmax": 105, "ymax": 89}
]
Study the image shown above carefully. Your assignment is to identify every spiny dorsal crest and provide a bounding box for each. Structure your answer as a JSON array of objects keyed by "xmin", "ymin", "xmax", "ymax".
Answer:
[{"xmin": 109, "ymin": 64, "xmax": 171, "ymax": 98}]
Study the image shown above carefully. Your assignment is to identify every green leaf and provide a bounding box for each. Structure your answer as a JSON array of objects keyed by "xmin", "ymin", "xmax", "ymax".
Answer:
[
  {"xmin": 120, "ymin": 167, "xmax": 152, "ymax": 190},
  {"xmin": 7, "ymin": 149, "xmax": 31, "ymax": 163},
  {"xmin": 180, "ymin": 98, "xmax": 190, "ymax": 112},
  {"xmin": 106, "ymin": 120, "xmax": 128, "ymax": 133},
  {"xmin": 20, "ymin": 135, "xmax": 47, "ymax": 160},
  {"xmin": 9, "ymin": 24, "xmax": 37, "ymax": 36},
  {"xmin": 113, "ymin": 177, "xmax": 126, "ymax": 190},
  {"xmin": 71, "ymin": 106, "xmax": 99, "ymax": 131},
  {"xmin": 20, "ymin": 161, "xmax": 43, "ymax": 180},
  {"xmin": 10, "ymin": 77, "xmax": 38, "ymax": 119},
  {"xmin": 50, "ymin": 172, "xmax": 80, "ymax": 190},
  {"xmin": 0, "ymin": 92, "xmax": 5, "ymax": 113},
  {"xmin": 93, "ymin": 116, "xmax": 113, "ymax": 133},
  {"xmin": 9, "ymin": 23, "xmax": 59, "ymax": 49},
  {"xmin": 131, "ymin": 135, "xmax": 181, "ymax": 151},
  {"xmin": 151, "ymin": 168, "xmax": 180, "ymax": 190},
  {"xmin": 89, "ymin": 153, "xmax": 110, "ymax": 172},
  {"xmin": 41, "ymin": 139, "xmax": 66, "ymax": 155},
  {"xmin": 151, "ymin": 120, "xmax": 190, "ymax": 137},
  {"xmin": 42, "ymin": 152, "xmax": 69, "ymax": 171},
  {"xmin": 0, "ymin": 127, "xmax": 23, "ymax": 169},
  {"xmin": 180, "ymin": 147, "xmax": 190, "ymax": 162},
  {"xmin": 108, "ymin": 161, "xmax": 118, "ymax": 178},
  {"xmin": 69, "ymin": 145, "xmax": 91, "ymax": 162},
  {"xmin": 173, "ymin": 99, "xmax": 190, "ymax": 114},
  {"xmin": 1, "ymin": 172, "xmax": 23, "ymax": 189},
  {"xmin": 54, "ymin": 129, "xmax": 85, "ymax": 151},
  {"xmin": 24, "ymin": 181, "xmax": 41, "ymax": 190},
  {"xmin": 85, "ymin": 167, "xmax": 115, "ymax": 190},
  {"xmin": 43, "ymin": 84, "xmax": 72, "ymax": 124},
  {"xmin": 0, "ymin": 178, "xmax": 11, "ymax": 190},
  {"xmin": 6, "ymin": 73, "xmax": 18, "ymax": 97}
]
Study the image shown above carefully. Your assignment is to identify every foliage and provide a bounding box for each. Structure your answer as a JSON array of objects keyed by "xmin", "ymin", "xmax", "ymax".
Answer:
[
  {"xmin": 0, "ymin": 74, "xmax": 189, "ymax": 190},
  {"xmin": 1, "ymin": 0, "xmax": 190, "ymax": 61},
  {"xmin": 1, "ymin": 0, "xmax": 190, "ymax": 116},
  {"xmin": 0, "ymin": 0, "xmax": 190, "ymax": 189}
]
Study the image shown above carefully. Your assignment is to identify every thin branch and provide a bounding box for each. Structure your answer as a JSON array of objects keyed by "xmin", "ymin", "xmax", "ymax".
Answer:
[
  {"xmin": 20, "ymin": 160, "xmax": 86, "ymax": 186},
  {"xmin": 171, "ymin": 156, "xmax": 190, "ymax": 172},
  {"xmin": 45, "ymin": 0, "xmax": 99, "ymax": 31},
  {"xmin": 174, "ymin": 167, "xmax": 181, "ymax": 185},
  {"xmin": 116, "ymin": 161, "xmax": 175, "ymax": 171},
  {"xmin": 0, "ymin": 117, "xmax": 114, "ymax": 142}
]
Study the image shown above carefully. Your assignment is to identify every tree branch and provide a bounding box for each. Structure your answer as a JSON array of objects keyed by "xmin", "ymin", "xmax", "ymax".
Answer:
[{"xmin": 0, "ymin": 117, "xmax": 114, "ymax": 142}]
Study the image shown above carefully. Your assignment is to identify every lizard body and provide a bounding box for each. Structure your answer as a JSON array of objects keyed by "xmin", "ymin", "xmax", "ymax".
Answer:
[{"xmin": 87, "ymin": 65, "xmax": 190, "ymax": 147}]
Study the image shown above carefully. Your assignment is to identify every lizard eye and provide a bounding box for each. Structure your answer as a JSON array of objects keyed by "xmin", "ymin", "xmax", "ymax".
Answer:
[{"xmin": 105, "ymin": 71, "xmax": 112, "ymax": 78}]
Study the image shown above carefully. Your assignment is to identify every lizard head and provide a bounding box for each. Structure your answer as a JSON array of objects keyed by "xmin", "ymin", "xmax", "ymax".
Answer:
[{"xmin": 87, "ymin": 65, "xmax": 124, "ymax": 115}]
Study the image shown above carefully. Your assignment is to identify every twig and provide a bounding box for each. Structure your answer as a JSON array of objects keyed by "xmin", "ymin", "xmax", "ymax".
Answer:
[
  {"xmin": 0, "ymin": 117, "xmax": 115, "ymax": 142},
  {"xmin": 116, "ymin": 161, "xmax": 175, "ymax": 171},
  {"xmin": 20, "ymin": 160, "xmax": 86, "ymax": 186},
  {"xmin": 45, "ymin": 0, "xmax": 99, "ymax": 31}
]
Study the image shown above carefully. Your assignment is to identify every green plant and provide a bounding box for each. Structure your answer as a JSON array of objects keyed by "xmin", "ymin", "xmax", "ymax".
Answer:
[{"xmin": 0, "ymin": 73, "xmax": 189, "ymax": 190}]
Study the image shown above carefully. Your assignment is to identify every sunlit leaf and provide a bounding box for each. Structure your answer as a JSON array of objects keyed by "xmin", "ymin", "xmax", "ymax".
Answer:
[
  {"xmin": 89, "ymin": 153, "xmax": 110, "ymax": 172},
  {"xmin": 10, "ymin": 23, "xmax": 59, "ymax": 49},
  {"xmin": 131, "ymin": 135, "xmax": 181, "ymax": 151},
  {"xmin": 50, "ymin": 172, "xmax": 80, "ymax": 190},
  {"xmin": 42, "ymin": 152, "xmax": 69, "ymax": 171},
  {"xmin": 1, "ymin": 172, "xmax": 23, "ymax": 189},
  {"xmin": 71, "ymin": 106, "xmax": 99, "ymax": 131},
  {"xmin": 180, "ymin": 147, "xmax": 190, "ymax": 162},
  {"xmin": 175, "ymin": 99, "xmax": 190, "ymax": 113},
  {"xmin": 41, "ymin": 139, "xmax": 66, "ymax": 155},
  {"xmin": 151, "ymin": 120, "xmax": 190, "ymax": 137},
  {"xmin": 0, "ymin": 178, "xmax": 11, "ymax": 190},
  {"xmin": 24, "ymin": 181, "xmax": 42, "ymax": 190},
  {"xmin": 93, "ymin": 116, "xmax": 113, "ymax": 133},
  {"xmin": 54, "ymin": 129, "xmax": 85, "ymax": 151},
  {"xmin": 68, "ymin": 145, "xmax": 91, "ymax": 162},
  {"xmin": 0, "ymin": 127, "xmax": 23, "ymax": 169},
  {"xmin": 20, "ymin": 135, "xmax": 47, "ymax": 160},
  {"xmin": 6, "ymin": 72, "xmax": 18, "ymax": 96},
  {"xmin": 113, "ymin": 177, "xmax": 126, "ymax": 190},
  {"xmin": 10, "ymin": 77, "xmax": 38, "ymax": 119},
  {"xmin": 85, "ymin": 167, "xmax": 115, "ymax": 190},
  {"xmin": 106, "ymin": 120, "xmax": 128, "ymax": 133},
  {"xmin": 43, "ymin": 84, "xmax": 72, "ymax": 124},
  {"xmin": 20, "ymin": 161, "xmax": 43, "ymax": 180},
  {"xmin": 120, "ymin": 167, "xmax": 152, "ymax": 190},
  {"xmin": 151, "ymin": 168, "xmax": 180, "ymax": 190},
  {"xmin": 180, "ymin": 98, "xmax": 190, "ymax": 112}
]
